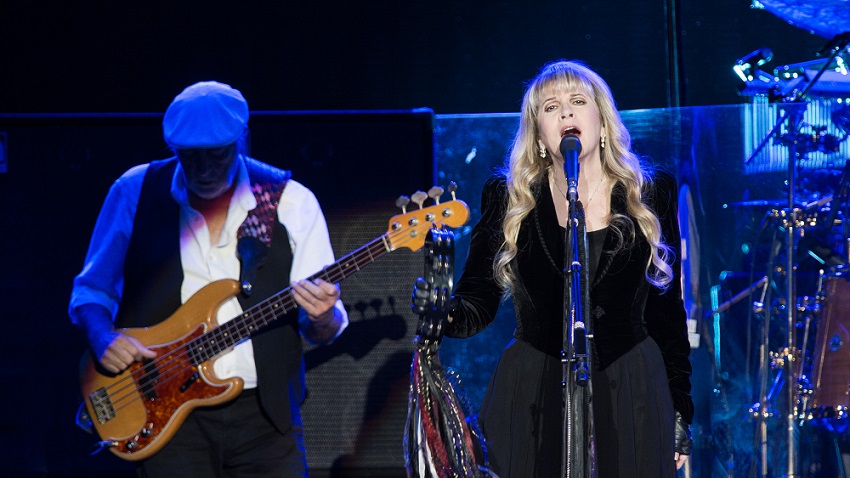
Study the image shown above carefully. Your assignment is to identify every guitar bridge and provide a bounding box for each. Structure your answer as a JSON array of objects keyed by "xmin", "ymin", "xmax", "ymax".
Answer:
[{"xmin": 89, "ymin": 388, "xmax": 116, "ymax": 424}]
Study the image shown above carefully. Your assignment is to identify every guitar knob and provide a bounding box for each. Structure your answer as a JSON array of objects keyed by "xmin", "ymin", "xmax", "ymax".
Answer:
[{"xmin": 126, "ymin": 439, "xmax": 138, "ymax": 450}]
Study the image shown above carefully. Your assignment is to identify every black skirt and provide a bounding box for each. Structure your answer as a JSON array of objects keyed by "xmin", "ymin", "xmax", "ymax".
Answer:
[{"xmin": 479, "ymin": 337, "xmax": 676, "ymax": 478}]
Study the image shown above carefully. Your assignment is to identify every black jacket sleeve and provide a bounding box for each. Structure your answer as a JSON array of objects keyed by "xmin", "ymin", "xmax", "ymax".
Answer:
[
  {"xmin": 445, "ymin": 176, "xmax": 507, "ymax": 338},
  {"xmin": 644, "ymin": 171, "xmax": 695, "ymax": 424}
]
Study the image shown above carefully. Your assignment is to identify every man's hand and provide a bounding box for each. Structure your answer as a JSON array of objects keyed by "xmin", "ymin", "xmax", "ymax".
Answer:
[
  {"xmin": 292, "ymin": 278, "xmax": 342, "ymax": 344},
  {"xmin": 77, "ymin": 303, "xmax": 156, "ymax": 374},
  {"xmin": 96, "ymin": 332, "xmax": 157, "ymax": 374},
  {"xmin": 291, "ymin": 278, "xmax": 340, "ymax": 322}
]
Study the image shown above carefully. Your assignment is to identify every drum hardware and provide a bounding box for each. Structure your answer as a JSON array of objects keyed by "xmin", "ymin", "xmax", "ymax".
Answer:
[
  {"xmin": 704, "ymin": 276, "xmax": 769, "ymax": 318},
  {"xmin": 833, "ymin": 105, "xmax": 850, "ymax": 135},
  {"xmin": 748, "ymin": 401, "xmax": 776, "ymax": 421},
  {"xmin": 801, "ymin": 229, "xmax": 847, "ymax": 267},
  {"xmin": 797, "ymin": 375, "xmax": 814, "ymax": 422},
  {"xmin": 768, "ymin": 207, "xmax": 816, "ymax": 232},
  {"xmin": 748, "ymin": 347, "xmax": 788, "ymax": 424},
  {"xmin": 795, "ymin": 294, "xmax": 820, "ymax": 360},
  {"xmin": 733, "ymin": 7, "xmax": 850, "ymax": 475},
  {"xmin": 769, "ymin": 346, "xmax": 800, "ymax": 371},
  {"xmin": 774, "ymin": 125, "xmax": 843, "ymax": 156},
  {"xmin": 821, "ymin": 161, "xmax": 850, "ymax": 265},
  {"xmin": 734, "ymin": 48, "xmax": 774, "ymax": 83}
]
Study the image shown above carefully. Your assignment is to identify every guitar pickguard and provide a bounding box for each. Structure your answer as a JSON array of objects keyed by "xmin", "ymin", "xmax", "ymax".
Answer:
[{"xmin": 81, "ymin": 324, "xmax": 240, "ymax": 459}]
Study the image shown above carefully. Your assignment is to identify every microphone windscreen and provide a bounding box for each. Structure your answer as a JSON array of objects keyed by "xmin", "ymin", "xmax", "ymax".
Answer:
[{"xmin": 560, "ymin": 134, "xmax": 582, "ymax": 157}]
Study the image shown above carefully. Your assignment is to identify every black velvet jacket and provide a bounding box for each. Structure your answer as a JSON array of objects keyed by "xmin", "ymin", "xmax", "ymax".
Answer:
[{"xmin": 447, "ymin": 170, "xmax": 694, "ymax": 423}]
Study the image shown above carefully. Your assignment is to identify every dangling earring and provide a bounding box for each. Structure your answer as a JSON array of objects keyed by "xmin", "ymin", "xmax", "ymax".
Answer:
[
  {"xmin": 600, "ymin": 135, "xmax": 606, "ymax": 150},
  {"xmin": 539, "ymin": 145, "xmax": 547, "ymax": 159}
]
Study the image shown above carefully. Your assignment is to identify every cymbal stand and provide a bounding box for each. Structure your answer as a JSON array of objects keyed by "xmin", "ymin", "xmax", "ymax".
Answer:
[
  {"xmin": 782, "ymin": 120, "xmax": 802, "ymax": 478},
  {"xmin": 746, "ymin": 33, "xmax": 850, "ymax": 476},
  {"xmin": 787, "ymin": 35, "xmax": 849, "ymax": 477},
  {"xmin": 755, "ymin": 230, "xmax": 780, "ymax": 478}
]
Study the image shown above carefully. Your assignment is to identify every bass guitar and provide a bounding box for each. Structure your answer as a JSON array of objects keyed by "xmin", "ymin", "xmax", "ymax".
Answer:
[{"xmin": 78, "ymin": 190, "xmax": 469, "ymax": 461}]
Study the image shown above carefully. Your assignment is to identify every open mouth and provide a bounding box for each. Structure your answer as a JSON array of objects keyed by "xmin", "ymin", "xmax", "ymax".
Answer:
[{"xmin": 561, "ymin": 126, "xmax": 581, "ymax": 137}]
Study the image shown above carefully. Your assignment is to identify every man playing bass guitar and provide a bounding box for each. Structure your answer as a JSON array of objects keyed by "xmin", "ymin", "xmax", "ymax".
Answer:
[{"xmin": 70, "ymin": 81, "xmax": 347, "ymax": 477}]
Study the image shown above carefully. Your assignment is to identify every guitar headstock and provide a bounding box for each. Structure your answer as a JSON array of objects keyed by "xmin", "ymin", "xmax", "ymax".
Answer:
[{"xmin": 385, "ymin": 184, "xmax": 470, "ymax": 252}]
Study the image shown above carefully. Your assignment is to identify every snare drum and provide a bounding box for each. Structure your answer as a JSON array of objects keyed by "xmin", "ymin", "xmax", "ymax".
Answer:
[{"xmin": 808, "ymin": 265, "xmax": 850, "ymax": 427}]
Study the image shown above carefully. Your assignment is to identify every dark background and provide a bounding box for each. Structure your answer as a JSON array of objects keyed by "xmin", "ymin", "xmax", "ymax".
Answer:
[
  {"xmin": 0, "ymin": 0, "xmax": 830, "ymax": 115},
  {"xmin": 0, "ymin": 0, "xmax": 842, "ymax": 476}
]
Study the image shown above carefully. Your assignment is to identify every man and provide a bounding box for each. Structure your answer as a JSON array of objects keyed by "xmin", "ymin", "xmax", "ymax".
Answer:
[{"xmin": 70, "ymin": 81, "xmax": 347, "ymax": 477}]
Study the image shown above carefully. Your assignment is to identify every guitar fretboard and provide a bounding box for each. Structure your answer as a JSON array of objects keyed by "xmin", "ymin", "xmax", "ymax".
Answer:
[{"xmin": 184, "ymin": 234, "xmax": 392, "ymax": 364}]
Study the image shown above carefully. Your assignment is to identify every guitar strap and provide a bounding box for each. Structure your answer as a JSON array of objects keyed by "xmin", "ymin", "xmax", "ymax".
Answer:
[{"xmin": 237, "ymin": 158, "xmax": 291, "ymax": 297}]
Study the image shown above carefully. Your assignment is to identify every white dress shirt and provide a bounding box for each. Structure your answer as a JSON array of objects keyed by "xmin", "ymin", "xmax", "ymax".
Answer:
[{"xmin": 70, "ymin": 155, "xmax": 348, "ymax": 388}]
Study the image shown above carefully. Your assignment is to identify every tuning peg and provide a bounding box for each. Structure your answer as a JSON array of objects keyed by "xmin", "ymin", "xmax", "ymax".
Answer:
[
  {"xmin": 428, "ymin": 186, "xmax": 445, "ymax": 204},
  {"xmin": 411, "ymin": 190, "xmax": 428, "ymax": 209},
  {"xmin": 396, "ymin": 195, "xmax": 410, "ymax": 214},
  {"xmin": 448, "ymin": 181, "xmax": 458, "ymax": 201}
]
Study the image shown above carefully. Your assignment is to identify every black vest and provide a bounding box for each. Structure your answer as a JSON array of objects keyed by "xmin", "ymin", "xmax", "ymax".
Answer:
[{"xmin": 115, "ymin": 157, "xmax": 304, "ymax": 433}]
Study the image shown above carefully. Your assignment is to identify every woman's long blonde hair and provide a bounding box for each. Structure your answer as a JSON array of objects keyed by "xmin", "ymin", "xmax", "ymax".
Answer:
[{"xmin": 494, "ymin": 60, "xmax": 674, "ymax": 293}]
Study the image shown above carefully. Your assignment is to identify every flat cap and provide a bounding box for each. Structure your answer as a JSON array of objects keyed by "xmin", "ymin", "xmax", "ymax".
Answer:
[{"xmin": 162, "ymin": 81, "xmax": 249, "ymax": 148}]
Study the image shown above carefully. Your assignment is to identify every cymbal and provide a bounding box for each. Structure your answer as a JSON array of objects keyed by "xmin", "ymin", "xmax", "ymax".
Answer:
[{"xmin": 759, "ymin": 0, "xmax": 850, "ymax": 38}]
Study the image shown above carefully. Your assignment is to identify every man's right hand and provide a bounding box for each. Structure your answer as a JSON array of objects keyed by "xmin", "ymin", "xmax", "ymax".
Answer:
[
  {"xmin": 77, "ymin": 303, "xmax": 156, "ymax": 374},
  {"xmin": 95, "ymin": 331, "xmax": 157, "ymax": 374}
]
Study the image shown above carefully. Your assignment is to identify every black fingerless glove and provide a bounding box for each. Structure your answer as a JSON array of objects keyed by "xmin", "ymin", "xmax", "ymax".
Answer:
[{"xmin": 674, "ymin": 410, "xmax": 693, "ymax": 456}]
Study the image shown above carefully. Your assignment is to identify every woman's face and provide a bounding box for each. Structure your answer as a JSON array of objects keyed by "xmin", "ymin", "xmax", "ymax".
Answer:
[
  {"xmin": 536, "ymin": 86, "xmax": 603, "ymax": 164},
  {"xmin": 177, "ymin": 143, "xmax": 239, "ymax": 199}
]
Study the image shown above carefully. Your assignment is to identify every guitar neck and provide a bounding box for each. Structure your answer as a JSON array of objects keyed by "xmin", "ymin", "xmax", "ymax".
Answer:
[{"xmin": 187, "ymin": 233, "xmax": 392, "ymax": 363}]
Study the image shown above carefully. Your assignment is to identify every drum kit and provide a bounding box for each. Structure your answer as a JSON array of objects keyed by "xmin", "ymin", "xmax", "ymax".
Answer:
[{"xmin": 723, "ymin": 2, "xmax": 850, "ymax": 476}]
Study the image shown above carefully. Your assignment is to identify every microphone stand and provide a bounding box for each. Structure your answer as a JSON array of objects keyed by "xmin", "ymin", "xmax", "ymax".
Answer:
[{"xmin": 560, "ymin": 162, "xmax": 595, "ymax": 478}]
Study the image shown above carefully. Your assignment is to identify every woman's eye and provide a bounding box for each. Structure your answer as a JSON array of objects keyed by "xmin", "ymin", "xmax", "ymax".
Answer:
[{"xmin": 545, "ymin": 104, "xmax": 557, "ymax": 112}]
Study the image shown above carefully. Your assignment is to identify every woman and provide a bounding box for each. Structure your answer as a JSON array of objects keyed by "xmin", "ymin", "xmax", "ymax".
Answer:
[{"xmin": 445, "ymin": 60, "xmax": 693, "ymax": 476}]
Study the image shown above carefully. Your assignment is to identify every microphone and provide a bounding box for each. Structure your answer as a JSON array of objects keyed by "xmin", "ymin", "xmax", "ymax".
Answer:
[{"xmin": 559, "ymin": 134, "xmax": 582, "ymax": 193}]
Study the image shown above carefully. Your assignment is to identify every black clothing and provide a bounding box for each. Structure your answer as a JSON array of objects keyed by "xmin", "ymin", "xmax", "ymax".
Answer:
[
  {"xmin": 448, "ymin": 170, "xmax": 692, "ymax": 476},
  {"xmin": 138, "ymin": 390, "xmax": 306, "ymax": 478},
  {"xmin": 116, "ymin": 157, "xmax": 304, "ymax": 435}
]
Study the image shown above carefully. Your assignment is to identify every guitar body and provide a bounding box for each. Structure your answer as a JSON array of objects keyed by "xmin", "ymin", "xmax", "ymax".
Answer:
[
  {"xmin": 79, "ymin": 279, "xmax": 244, "ymax": 461},
  {"xmin": 76, "ymin": 195, "xmax": 470, "ymax": 461}
]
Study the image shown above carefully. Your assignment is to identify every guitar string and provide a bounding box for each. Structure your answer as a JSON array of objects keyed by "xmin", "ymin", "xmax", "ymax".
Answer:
[
  {"xmin": 95, "ymin": 234, "xmax": 386, "ymax": 412},
  {"xmin": 100, "ymin": 228, "xmax": 447, "ymax": 426},
  {"xmin": 102, "ymin": 214, "xmax": 457, "ymax": 413},
  {"xmin": 91, "ymin": 217, "xmax": 456, "ymax": 417},
  {"xmin": 109, "ymin": 225, "xmax": 424, "ymax": 404},
  {"xmin": 98, "ymin": 236, "xmax": 384, "ymax": 413}
]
